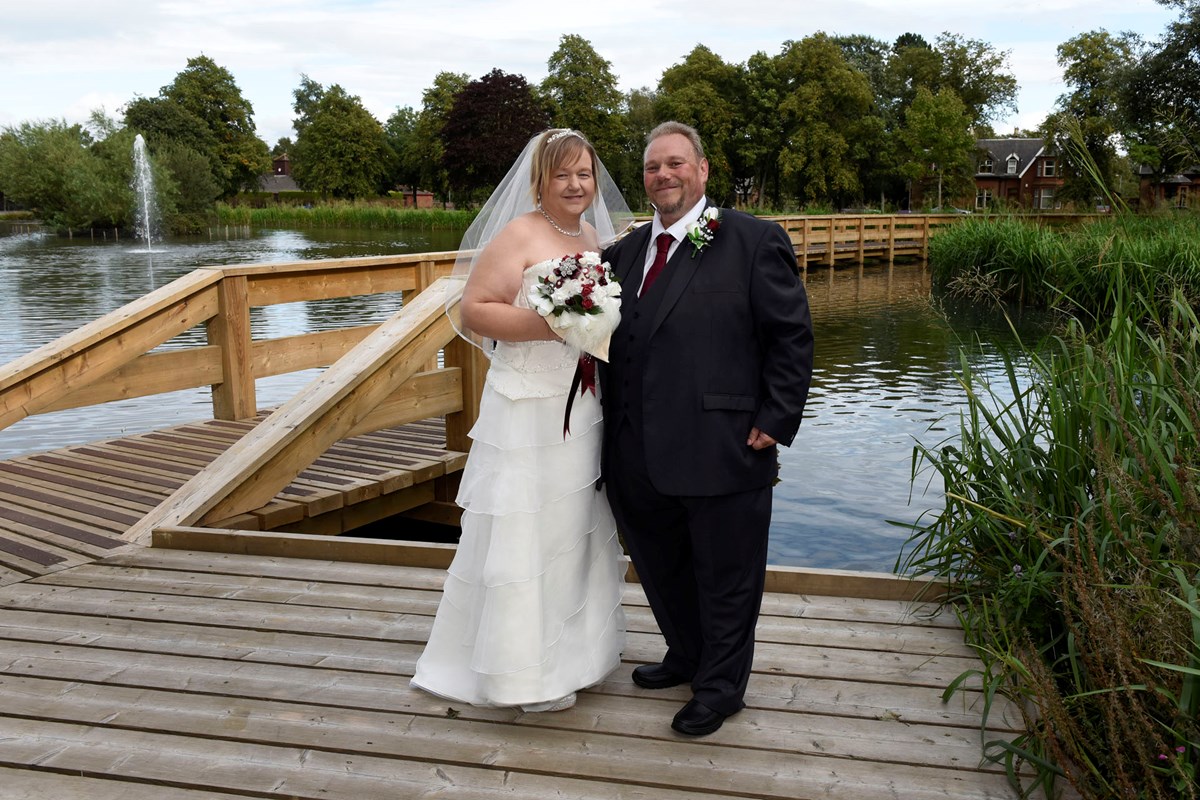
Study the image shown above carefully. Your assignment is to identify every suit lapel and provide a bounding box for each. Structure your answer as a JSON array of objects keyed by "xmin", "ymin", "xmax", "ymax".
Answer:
[{"xmin": 614, "ymin": 224, "xmax": 651, "ymax": 289}]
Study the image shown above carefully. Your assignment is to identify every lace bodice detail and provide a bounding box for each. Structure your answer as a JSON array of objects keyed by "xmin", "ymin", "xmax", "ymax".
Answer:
[{"xmin": 485, "ymin": 264, "xmax": 580, "ymax": 400}]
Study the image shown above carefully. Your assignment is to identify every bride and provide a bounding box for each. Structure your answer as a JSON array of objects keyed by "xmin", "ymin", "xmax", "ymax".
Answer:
[{"xmin": 411, "ymin": 128, "xmax": 634, "ymax": 712}]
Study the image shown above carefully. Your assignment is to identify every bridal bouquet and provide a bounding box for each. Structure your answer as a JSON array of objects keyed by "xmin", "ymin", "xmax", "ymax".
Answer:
[{"xmin": 527, "ymin": 251, "xmax": 621, "ymax": 362}]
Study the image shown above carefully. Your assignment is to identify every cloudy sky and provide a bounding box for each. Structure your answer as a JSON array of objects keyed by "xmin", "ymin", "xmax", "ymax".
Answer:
[{"xmin": 1, "ymin": 0, "xmax": 1180, "ymax": 147}]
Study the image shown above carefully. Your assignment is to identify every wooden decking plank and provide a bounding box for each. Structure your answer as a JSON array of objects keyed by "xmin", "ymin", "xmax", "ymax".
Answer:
[
  {"xmin": 0, "ymin": 506, "xmax": 125, "ymax": 556},
  {"xmin": 34, "ymin": 563, "xmax": 972, "ymax": 658},
  {"xmin": 0, "ymin": 487, "xmax": 132, "ymax": 535},
  {"xmin": 0, "ymin": 614, "xmax": 1016, "ymax": 731},
  {"xmin": 27, "ymin": 452, "xmax": 183, "ymax": 490},
  {"xmin": 0, "ymin": 478, "xmax": 142, "ymax": 527},
  {"xmin": 108, "ymin": 437, "xmax": 343, "ymax": 514},
  {"xmin": 0, "ymin": 581, "xmax": 978, "ymax": 688},
  {"xmin": 0, "ymin": 671, "xmax": 1019, "ymax": 786},
  {"xmin": 0, "ymin": 766, "xmax": 250, "ymax": 800},
  {"xmin": 96, "ymin": 546, "xmax": 960, "ymax": 628},
  {"xmin": 0, "ymin": 460, "xmax": 162, "ymax": 506},
  {"xmin": 0, "ymin": 532, "xmax": 67, "ymax": 568},
  {"xmin": 0, "ymin": 717, "xmax": 745, "ymax": 800}
]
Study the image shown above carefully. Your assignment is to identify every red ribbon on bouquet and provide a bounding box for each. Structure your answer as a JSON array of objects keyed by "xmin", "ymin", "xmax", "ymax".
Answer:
[{"xmin": 563, "ymin": 354, "xmax": 596, "ymax": 437}]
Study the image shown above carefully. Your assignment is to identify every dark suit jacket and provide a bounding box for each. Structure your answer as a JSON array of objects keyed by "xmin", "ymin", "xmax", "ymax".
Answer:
[{"xmin": 601, "ymin": 208, "xmax": 814, "ymax": 496}]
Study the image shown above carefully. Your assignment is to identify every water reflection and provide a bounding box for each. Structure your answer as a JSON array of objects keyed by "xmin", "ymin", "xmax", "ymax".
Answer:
[{"xmin": 0, "ymin": 230, "xmax": 1051, "ymax": 573}]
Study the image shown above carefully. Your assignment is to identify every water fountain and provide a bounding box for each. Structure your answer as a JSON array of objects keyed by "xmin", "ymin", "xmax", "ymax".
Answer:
[{"xmin": 131, "ymin": 134, "xmax": 159, "ymax": 257}]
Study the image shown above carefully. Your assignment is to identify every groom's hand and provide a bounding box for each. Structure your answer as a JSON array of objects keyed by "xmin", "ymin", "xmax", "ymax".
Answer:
[{"xmin": 747, "ymin": 427, "xmax": 777, "ymax": 450}]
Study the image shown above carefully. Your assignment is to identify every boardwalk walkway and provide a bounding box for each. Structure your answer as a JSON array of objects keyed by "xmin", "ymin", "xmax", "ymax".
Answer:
[
  {"xmin": 0, "ymin": 543, "xmax": 1038, "ymax": 800},
  {"xmin": 0, "ymin": 416, "xmax": 464, "ymax": 587}
]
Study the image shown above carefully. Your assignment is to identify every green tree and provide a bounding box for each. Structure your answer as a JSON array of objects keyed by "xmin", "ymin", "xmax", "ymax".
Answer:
[
  {"xmin": 411, "ymin": 71, "xmax": 469, "ymax": 202},
  {"xmin": 441, "ymin": 69, "xmax": 549, "ymax": 200},
  {"xmin": 1124, "ymin": 1, "xmax": 1200, "ymax": 177},
  {"xmin": 612, "ymin": 87, "xmax": 658, "ymax": 208},
  {"xmin": 385, "ymin": 105, "xmax": 422, "ymax": 201},
  {"xmin": 124, "ymin": 56, "xmax": 269, "ymax": 200},
  {"xmin": 291, "ymin": 74, "xmax": 325, "ymax": 141},
  {"xmin": 897, "ymin": 87, "xmax": 977, "ymax": 209},
  {"xmin": 1048, "ymin": 30, "xmax": 1138, "ymax": 204},
  {"xmin": 541, "ymin": 35, "xmax": 623, "ymax": 165},
  {"xmin": 655, "ymin": 45, "xmax": 744, "ymax": 204},
  {"xmin": 934, "ymin": 33, "xmax": 1018, "ymax": 126},
  {"xmin": 0, "ymin": 119, "xmax": 133, "ymax": 230},
  {"xmin": 775, "ymin": 34, "xmax": 879, "ymax": 208},
  {"xmin": 291, "ymin": 83, "xmax": 393, "ymax": 199}
]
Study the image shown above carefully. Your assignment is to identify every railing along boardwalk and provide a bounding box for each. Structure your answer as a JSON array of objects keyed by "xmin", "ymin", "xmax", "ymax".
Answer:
[
  {"xmin": 0, "ymin": 542, "xmax": 1052, "ymax": 800},
  {"xmin": 0, "ymin": 214, "xmax": 960, "ymax": 578}
]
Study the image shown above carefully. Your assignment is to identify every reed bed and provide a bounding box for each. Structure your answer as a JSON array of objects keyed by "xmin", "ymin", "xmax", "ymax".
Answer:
[
  {"xmin": 216, "ymin": 201, "xmax": 475, "ymax": 231},
  {"xmin": 928, "ymin": 214, "xmax": 1200, "ymax": 322},
  {"xmin": 901, "ymin": 285, "xmax": 1200, "ymax": 797}
]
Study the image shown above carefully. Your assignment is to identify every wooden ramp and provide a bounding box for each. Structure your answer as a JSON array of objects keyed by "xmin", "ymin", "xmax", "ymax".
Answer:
[
  {"xmin": 0, "ymin": 417, "xmax": 465, "ymax": 587},
  {"xmin": 0, "ymin": 544, "xmax": 1043, "ymax": 800}
]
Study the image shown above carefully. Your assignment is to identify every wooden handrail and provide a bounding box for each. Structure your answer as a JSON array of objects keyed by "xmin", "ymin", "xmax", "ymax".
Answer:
[
  {"xmin": 0, "ymin": 253, "xmax": 460, "ymax": 434},
  {"xmin": 121, "ymin": 277, "xmax": 466, "ymax": 544}
]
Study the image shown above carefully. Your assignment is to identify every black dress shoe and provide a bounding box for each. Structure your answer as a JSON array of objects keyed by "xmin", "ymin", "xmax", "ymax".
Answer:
[
  {"xmin": 632, "ymin": 662, "xmax": 688, "ymax": 689},
  {"xmin": 671, "ymin": 698, "xmax": 727, "ymax": 736}
]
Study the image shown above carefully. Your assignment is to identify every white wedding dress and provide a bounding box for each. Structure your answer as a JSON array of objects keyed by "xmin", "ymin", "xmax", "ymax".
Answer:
[{"xmin": 411, "ymin": 267, "xmax": 626, "ymax": 707}]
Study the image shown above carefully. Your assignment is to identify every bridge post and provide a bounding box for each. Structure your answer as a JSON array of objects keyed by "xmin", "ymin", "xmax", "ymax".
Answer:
[
  {"xmin": 207, "ymin": 274, "xmax": 257, "ymax": 420},
  {"xmin": 443, "ymin": 334, "xmax": 487, "ymax": 454}
]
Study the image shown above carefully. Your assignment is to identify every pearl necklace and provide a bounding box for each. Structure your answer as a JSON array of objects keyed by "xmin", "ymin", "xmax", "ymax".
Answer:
[{"xmin": 537, "ymin": 204, "xmax": 583, "ymax": 237}]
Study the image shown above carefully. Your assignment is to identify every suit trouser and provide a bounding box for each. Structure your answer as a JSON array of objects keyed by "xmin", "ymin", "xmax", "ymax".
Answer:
[{"xmin": 606, "ymin": 418, "xmax": 771, "ymax": 716}]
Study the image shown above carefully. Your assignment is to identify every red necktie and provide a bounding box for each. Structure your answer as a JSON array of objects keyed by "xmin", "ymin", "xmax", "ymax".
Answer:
[{"xmin": 639, "ymin": 233, "xmax": 674, "ymax": 296}]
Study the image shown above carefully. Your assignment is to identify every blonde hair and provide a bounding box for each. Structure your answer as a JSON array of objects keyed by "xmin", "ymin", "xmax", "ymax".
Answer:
[{"xmin": 530, "ymin": 129, "xmax": 598, "ymax": 203}]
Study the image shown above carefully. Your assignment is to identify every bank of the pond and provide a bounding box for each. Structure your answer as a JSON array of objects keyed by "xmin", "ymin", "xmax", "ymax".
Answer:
[
  {"xmin": 216, "ymin": 201, "xmax": 476, "ymax": 231},
  {"xmin": 907, "ymin": 216, "xmax": 1200, "ymax": 797}
]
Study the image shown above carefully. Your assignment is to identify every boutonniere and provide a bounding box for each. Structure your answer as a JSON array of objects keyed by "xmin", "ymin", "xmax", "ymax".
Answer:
[{"xmin": 684, "ymin": 207, "xmax": 721, "ymax": 257}]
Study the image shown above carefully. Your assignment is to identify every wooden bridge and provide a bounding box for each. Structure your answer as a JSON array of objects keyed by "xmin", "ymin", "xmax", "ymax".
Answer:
[{"xmin": 0, "ymin": 215, "xmax": 1068, "ymax": 799}]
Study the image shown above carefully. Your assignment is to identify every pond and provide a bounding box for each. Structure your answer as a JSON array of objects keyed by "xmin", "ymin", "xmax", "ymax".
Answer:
[{"xmin": 0, "ymin": 226, "xmax": 1052, "ymax": 573}]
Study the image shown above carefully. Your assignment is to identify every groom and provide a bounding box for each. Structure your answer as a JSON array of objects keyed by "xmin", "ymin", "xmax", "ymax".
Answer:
[{"xmin": 601, "ymin": 121, "xmax": 813, "ymax": 736}]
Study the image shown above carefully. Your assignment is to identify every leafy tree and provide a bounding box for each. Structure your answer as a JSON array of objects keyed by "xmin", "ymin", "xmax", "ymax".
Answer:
[
  {"xmin": 655, "ymin": 45, "xmax": 744, "ymax": 204},
  {"xmin": 291, "ymin": 74, "xmax": 325, "ymax": 141},
  {"xmin": 0, "ymin": 119, "xmax": 134, "ymax": 230},
  {"xmin": 882, "ymin": 33, "xmax": 1017, "ymax": 131},
  {"xmin": 1124, "ymin": 1, "xmax": 1200, "ymax": 176},
  {"xmin": 897, "ymin": 87, "xmax": 977, "ymax": 209},
  {"xmin": 934, "ymin": 33, "xmax": 1018, "ymax": 126},
  {"xmin": 271, "ymin": 138, "xmax": 293, "ymax": 157},
  {"xmin": 124, "ymin": 55, "xmax": 269, "ymax": 200},
  {"xmin": 774, "ymin": 34, "xmax": 879, "ymax": 208},
  {"xmin": 411, "ymin": 71, "xmax": 469, "ymax": 201},
  {"xmin": 385, "ymin": 105, "xmax": 423, "ymax": 201},
  {"xmin": 541, "ymin": 35, "xmax": 623, "ymax": 165},
  {"xmin": 291, "ymin": 83, "xmax": 393, "ymax": 199},
  {"xmin": 441, "ymin": 69, "xmax": 549, "ymax": 200},
  {"xmin": 613, "ymin": 87, "xmax": 658, "ymax": 208},
  {"xmin": 1048, "ymin": 30, "xmax": 1138, "ymax": 203}
]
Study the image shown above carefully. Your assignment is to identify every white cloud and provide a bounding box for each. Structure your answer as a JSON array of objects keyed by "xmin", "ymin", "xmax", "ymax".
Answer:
[{"xmin": 0, "ymin": 0, "xmax": 1181, "ymax": 144}]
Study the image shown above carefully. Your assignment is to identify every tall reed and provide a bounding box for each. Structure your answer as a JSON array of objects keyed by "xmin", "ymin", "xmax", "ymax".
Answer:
[
  {"xmin": 928, "ymin": 214, "xmax": 1200, "ymax": 322},
  {"xmin": 902, "ymin": 288, "xmax": 1200, "ymax": 797}
]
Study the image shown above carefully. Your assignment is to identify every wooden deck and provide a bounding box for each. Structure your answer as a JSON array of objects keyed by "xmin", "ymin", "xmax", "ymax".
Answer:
[
  {"xmin": 0, "ymin": 543, "xmax": 1038, "ymax": 800},
  {"xmin": 0, "ymin": 416, "xmax": 465, "ymax": 587}
]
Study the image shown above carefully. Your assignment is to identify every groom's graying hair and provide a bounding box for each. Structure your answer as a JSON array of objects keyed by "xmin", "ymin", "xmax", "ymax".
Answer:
[{"xmin": 646, "ymin": 121, "xmax": 705, "ymax": 161}]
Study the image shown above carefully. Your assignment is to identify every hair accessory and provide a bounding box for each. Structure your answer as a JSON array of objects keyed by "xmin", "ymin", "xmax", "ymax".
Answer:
[{"xmin": 547, "ymin": 129, "xmax": 580, "ymax": 144}]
